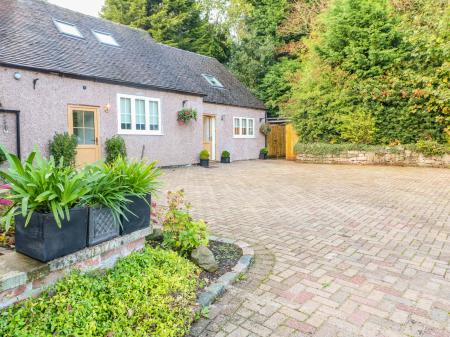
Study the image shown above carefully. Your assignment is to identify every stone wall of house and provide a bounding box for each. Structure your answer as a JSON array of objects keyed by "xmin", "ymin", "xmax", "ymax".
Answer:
[
  {"xmin": 296, "ymin": 150, "xmax": 450, "ymax": 168},
  {"xmin": 0, "ymin": 228, "xmax": 150, "ymax": 309}
]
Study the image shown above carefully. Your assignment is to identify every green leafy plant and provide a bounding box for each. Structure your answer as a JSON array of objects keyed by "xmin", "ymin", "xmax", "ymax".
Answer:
[
  {"xmin": 0, "ymin": 246, "xmax": 201, "ymax": 336},
  {"xmin": 177, "ymin": 108, "xmax": 198, "ymax": 124},
  {"xmin": 108, "ymin": 156, "xmax": 161, "ymax": 197},
  {"xmin": 81, "ymin": 162, "xmax": 131, "ymax": 226},
  {"xmin": 199, "ymin": 150, "xmax": 209, "ymax": 160},
  {"xmin": 0, "ymin": 147, "xmax": 6, "ymax": 164},
  {"xmin": 105, "ymin": 135, "xmax": 127, "ymax": 164},
  {"xmin": 221, "ymin": 150, "xmax": 230, "ymax": 158},
  {"xmin": 158, "ymin": 190, "xmax": 208, "ymax": 257},
  {"xmin": 260, "ymin": 147, "xmax": 269, "ymax": 155},
  {"xmin": 338, "ymin": 110, "xmax": 377, "ymax": 144},
  {"xmin": 0, "ymin": 147, "xmax": 90, "ymax": 231},
  {"xmin": 259, "ymin": 123, "xmax": 272, "ymax": 136},
  {"xmin": 48, "ymin": 132, "xmax": 78, "ymax": 168},
  {"xmin": 415, "ymin": 139, "xmax": 450, "ymax": 157}
]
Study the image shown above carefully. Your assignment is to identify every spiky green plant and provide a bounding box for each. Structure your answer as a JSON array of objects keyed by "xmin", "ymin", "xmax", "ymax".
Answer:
[{"xmin": 0, "ymin": 147, "xmax": 91, "ymax": 231}]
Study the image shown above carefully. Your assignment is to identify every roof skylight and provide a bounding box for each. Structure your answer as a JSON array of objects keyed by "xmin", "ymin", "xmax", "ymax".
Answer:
[
  {"xmin": 53, "ymin": 19, "xmax": 83, "ymax": 38},
  {"xmin": 202, "ymin": 74, "xmax": 224, "ymax": 88},
  {"xmin": 92, "ymin": 30, "xmax": 119, "ymax": 46}
]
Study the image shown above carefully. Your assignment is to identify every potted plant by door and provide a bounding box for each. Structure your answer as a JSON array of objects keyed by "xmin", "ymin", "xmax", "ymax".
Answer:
[
  {"xmin": 82, "ymin": 163, "xmax": 130, "ymax": 246},
  {"xmin": 109, "ymin": 157, "xmax": 161, "ymax": 235},
  {"xmin": 0, "ymin": 149, "xmax": 90, "ymax": 262},
  {"xmin": 199, "ymin": 150, "xmax": 210, "ymax": 167},
  {"xmin": 220, "ymin": 150, "xmax": 231, "ymax": 163},
  {"xmin": 259, "ymin": 147, "xmax": 269, "ymax": 160}
]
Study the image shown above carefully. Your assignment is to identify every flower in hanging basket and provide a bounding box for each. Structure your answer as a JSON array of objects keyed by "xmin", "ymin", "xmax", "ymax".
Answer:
[
  {"xmin": 259, "ymin": 123, "xmax": 272, "ymax": 136},
  {"xmin": 177, "ymin": 108, "xmax": 198, "ymax": 124}
]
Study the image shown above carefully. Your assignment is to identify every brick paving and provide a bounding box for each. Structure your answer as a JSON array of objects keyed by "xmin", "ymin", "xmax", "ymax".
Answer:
[{"xmin": 159, "ymin": 160, "xmax": 450, "ymax": 337}]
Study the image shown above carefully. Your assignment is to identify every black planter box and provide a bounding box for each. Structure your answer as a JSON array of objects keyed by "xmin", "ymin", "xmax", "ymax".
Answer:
[
  {"xmin": 220, "ymin": 157, "xmax": 230, "ymax": 163},
  {"xmin": 88, "ymin": 206, "xmax": 120, "ymax": 246},
  {"xmin": 200, "ymin": 159, "xmax": 209, "ymax": 167},
  {"xmin": 15, "ymin": 207, "xmax": 88, "ymax": 262},
  {"xmin": 259, "ymin": 153, "xmax": 267, "ymax": 160},
  {"xmin": 121, "ymin": 194, "xmax": 151, "ymax": 235}
]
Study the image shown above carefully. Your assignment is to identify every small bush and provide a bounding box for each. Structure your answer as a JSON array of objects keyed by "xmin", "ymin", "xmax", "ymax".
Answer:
[
  {"xmin": 339, "ymin": 110, "xmax": 376, "ymax": 144},
  {"xmin": 260, "ymin": 147, "xmax": 269, "ymax": 155},
  {"xmin": 158, "ymin": 190, "xmax": 208, "ymax": 256},
  {"xmin": 0, "ymin": 247, "xmax": 200, "ymax": 337},
  {"xmin": 221, "ymin": 150, "xmax": 230, "ymax": 158},
  {"xmin": 48, "ymin": 132, "xmax": 77, "ymax": 167},
  {"xmin": 0, "ymin": 147, "xmax": 6, "ymax": 164},
  {"xmin": 415, "ymin": 140, "xmax": 450, "ymax": 157},
  {"xmin": 105, "ymin": 135, "xmax": 127, "ymax": 164},
  {"xmin": 199, "ymin": 150, "xmax": 209, "ymax": 160}
]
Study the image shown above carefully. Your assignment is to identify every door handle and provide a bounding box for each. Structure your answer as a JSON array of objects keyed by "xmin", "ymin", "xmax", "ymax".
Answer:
[{"xmin": 95, "ymin": 137, "xmax": 98, "ymax": 145}]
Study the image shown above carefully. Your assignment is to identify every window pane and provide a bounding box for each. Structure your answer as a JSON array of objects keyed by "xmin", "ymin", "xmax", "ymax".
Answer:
[
  {"xmin": 84, "ymin": 128, "xmax": 95, "ymax": 145},
  {"xmin": 234, "ymin": 118, "xmax": 240, "ymax": 135},
  {"xmin": 92, "ymin": 30, "xmax": 119, "ymax": 46},
  {"xmin": 135, "ymin": 99, "xmax": 146, "ymax": 130},
  {"xmin": 120, "ymin": 97, "xmax": 131, "ymax": 130},
  {"xmin": 149, "ymin": 101, "xmax": 159, "ymax": 131},
  {"xmin": 73, "ymin": 127, "xmax": 84, "ymax": 144},
  {"xmin": 73, "ymin": 111, "xmax": 83, "ymax": 128},
  {"xmin": 54, "ymin": 20, "xmax": 83, "ymax": 38},
  {"xmin": 84, "ymin": 111, "xmax": 94, "ymax": 128},
  {"xmin": 248, "ymin": 119, "xmax": 254, "ymax": 136},
  {"xmin": 241, "ymin": 118, "xmax": 247, "ymax": 135}
]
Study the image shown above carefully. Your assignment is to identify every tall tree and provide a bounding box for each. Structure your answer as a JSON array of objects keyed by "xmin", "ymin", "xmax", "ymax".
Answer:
[{"xmin": 101, "ymin": 0, "xmax": 231, "ymax": 62}]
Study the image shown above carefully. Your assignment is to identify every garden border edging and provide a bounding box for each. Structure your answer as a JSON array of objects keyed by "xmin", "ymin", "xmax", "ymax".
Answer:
[{"xmin": 197, "ymin": 236, "xmax": 254, "ymax": 308}]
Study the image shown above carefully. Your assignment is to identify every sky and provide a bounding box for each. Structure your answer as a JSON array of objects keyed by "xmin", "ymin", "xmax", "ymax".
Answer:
[{"xmin": 48, "ymin": 0, "xmax": 105, "ymax": 17}]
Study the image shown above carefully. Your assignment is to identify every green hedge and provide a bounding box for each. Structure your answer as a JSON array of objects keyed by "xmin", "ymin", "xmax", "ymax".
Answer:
[
  {"xmin": 0, "ymin": 247, "xmax": 200, "ymax": 337},
  {"xmin": 295, "ymin": 142, "xmax": 450, "ymax": 158}
]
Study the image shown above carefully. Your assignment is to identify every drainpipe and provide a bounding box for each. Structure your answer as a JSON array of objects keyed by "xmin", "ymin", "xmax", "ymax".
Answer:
[{"xmin": 0, "ymin": 109, "xmax": 21, "ymax": 159}]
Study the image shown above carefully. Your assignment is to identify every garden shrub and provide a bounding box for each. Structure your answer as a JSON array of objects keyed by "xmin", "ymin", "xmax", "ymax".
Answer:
[
  {"xmin": 221, "ymin": 150, "xmax": 230, "ymax": 158},
  {"xmin": 48, "ymin": 132, "xmax": 77, "ymax": 167},
  {"xmin": 199, "ymin": 150, "xmax": 209, "ymax": 160},
  {"xmin": 158, "ymin": 190, "xmax": 208, "ymax": 257},
  {"xmin": 415, "ymin": 139, "xmax": 450, "ymax": 157},
  {"xmin": 338, "ymin": 110, "xmax": 376, "ymax": 144},
  {"xmin": 0, "ymin": 246, "xmax": 200, "ymax": 337},
  {"xmin": 105, "ymin": 135, "xmax": 127, "ymax": 164},
  {"xmin": 0, "ymin": 147, "xmax": 6, "ymax": 164}
]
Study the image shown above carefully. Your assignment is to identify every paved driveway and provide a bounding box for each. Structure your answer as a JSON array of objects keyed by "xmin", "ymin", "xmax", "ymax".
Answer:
[{"xmin": 160, "ymin": 160, "xmax": 450, "ymax": 337}]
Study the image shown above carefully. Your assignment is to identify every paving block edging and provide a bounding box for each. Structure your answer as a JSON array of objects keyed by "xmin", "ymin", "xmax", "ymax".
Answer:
[{"xmin": 197, "ymin": 236, "xmax": 254, "ymax": 308}]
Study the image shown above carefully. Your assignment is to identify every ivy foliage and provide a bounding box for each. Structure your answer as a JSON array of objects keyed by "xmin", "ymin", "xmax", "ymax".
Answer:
[
  {"xmin": 0, "ymin": 247, "xmax": 200, "ymax": 337},
  {"xmin": 285, "ymin": 0, "xmax": 450, "ymax": 145}
]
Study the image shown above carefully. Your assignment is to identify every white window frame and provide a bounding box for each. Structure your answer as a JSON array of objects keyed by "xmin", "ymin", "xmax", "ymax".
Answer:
[
  {"xmin": 233, "ymin": 117, "xmax": 256, "ymax": 138},
  {"xmin": 202, "ymin": 74, "xmax": 224, "ymax": 88},
  {"xmin": 117, "ymin": 94, "xmax": 163, "ymax": 135}
]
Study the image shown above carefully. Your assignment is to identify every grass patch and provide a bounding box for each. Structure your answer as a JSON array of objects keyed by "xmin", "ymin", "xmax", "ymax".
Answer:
[
  {"xmin": 0, "ymin": 246, "xmax": 201, "ymax": 337},
  {"xmin": 295, "ymin": 142, "xmax": 450, "ymax": 157}
]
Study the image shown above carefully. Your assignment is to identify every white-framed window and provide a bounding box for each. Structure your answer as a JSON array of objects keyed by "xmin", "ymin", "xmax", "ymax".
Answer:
[
  {"xmin": 202, "ymin": 74, "xmax": 224, "ymax": 88},
  {"xmin": 117, "ymin": 94, "xmax": 162, "ymax": 135},
  {"xmin": 53, "ymin": 19, "xmax": 83, "ymax": 38},
  {"xmin": 92, "ymin": 30, "xmax": 119, "ymax": 46},
  {"xmin": 233, "ymin": 117, "xmax": 255, "ymax": 138}
]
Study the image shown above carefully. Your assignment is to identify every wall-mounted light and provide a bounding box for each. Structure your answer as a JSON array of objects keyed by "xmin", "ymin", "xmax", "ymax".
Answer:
[
  {"xmin": 221, "ymin": 114, "xmax": 225, "ymax": 121},
  {"xmin": 104, "ymin": 103, "xmax": 111, "ymax": 113},
  {"xmin": 14, "ymin": 72, "xmax": 22, "ymax": 80},
  {"xmin": 182, "ymin": 100, "xmax": 188, "ymax": 108}
]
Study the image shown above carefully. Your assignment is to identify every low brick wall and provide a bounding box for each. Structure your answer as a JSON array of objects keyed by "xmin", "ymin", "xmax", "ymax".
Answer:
[
  {"xmin": 296, "ymin": 150, "xmax": 450, "ymax": 168},
  {"xmin": 0, "ymin": 228, "xmax": 151, "ymax": 309}
]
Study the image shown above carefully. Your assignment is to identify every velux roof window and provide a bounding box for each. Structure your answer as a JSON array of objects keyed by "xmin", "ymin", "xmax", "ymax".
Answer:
[
  {"xmin": 53, "ymin": 19, "xmax": 83, "ymax": 38},
  {"xmin": 92, "ymin": 30, "xmax": 119, "ymax": 46},
  {"xmin": 202, "ymin": 74, "xmax": 224, "ymax": 88}
]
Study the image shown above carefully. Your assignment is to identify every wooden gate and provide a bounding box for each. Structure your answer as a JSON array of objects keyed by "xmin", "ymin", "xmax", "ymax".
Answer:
[{"xmin": 267, "ymin": 124, "xmax": 286, "ymax": 158}]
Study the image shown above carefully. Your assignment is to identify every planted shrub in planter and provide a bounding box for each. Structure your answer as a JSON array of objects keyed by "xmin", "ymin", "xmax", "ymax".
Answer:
[
  {"xmin": 48, "ymin": 132, "xmax": 77, "ymax": 168},
  {"xmin": 82, "ymin": 163, "xmax": 130, "ymax": 246},
  {"xmin": 221, "ymin": 150, "xmax": 231, "ymax": 163},
  {"xmin": 199, "ymin": 150, "xmax": 209, "ymax": 167},
  {"xmin": 109, "ymin": 157, "xmax": 161, "ymax": 235},
  {"xmin": 105, "ymin": 135, "xmax": 127, "ymax": 164},
  {"xmin": 259, "ymin": 147, "xmax": 269, "ymax": 159},
  {"xmin": 0, "ymin": 148, "xmax": 90, "ymax": 262}
]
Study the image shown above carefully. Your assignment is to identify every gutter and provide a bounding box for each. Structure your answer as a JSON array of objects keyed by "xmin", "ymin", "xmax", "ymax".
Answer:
[{"xmin": 0, "ymin": 109, "xmax": 21, "ymax": 159}]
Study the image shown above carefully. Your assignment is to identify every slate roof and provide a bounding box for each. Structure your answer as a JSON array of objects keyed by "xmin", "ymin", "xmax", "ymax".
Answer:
[{"xmin": 0, "ymin": 0, "xmax": 265, "ymax": 110}]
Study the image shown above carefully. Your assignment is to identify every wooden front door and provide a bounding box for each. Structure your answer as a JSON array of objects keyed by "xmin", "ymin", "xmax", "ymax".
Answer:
[
  {"xmin": 203, "ymin": 115, "xmax": 216, "ymax": 160},
  {"xmin": 68, "ymin": 105, "xmax": 100, "ymax": 166},
  {"xmin": 267, "ymin": 124, "xmax": 286, "ymax": 158}
]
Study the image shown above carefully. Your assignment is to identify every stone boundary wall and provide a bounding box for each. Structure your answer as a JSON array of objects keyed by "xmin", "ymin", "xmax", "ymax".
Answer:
[
  {"xmin": 0, "ymin": 228, "xmax": 151, "ymax": 309},
  {"xmin": 296, "ymin": 151, "xmax": 450, "ymax": 168}
]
